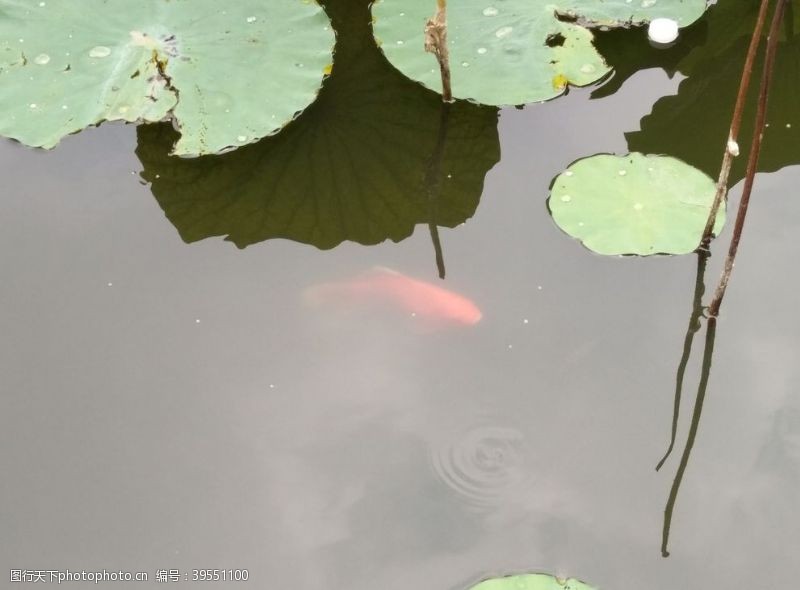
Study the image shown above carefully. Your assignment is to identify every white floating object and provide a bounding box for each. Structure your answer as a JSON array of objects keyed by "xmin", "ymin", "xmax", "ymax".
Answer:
[{"xmin": 648, "ymin": 18, "xmax": 679, "ymax": 44}]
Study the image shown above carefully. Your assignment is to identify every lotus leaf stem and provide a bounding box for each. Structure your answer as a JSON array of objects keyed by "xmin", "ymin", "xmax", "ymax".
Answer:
[
  {"xmin": 708, "ymin": 0, "xmax": 786, "ymax": 317},
  {"xmin": 425, "ymin": 0, "xmax": 452, "ymax": 102},
  {"xmin": 700, "ymin": 0, "xmax": 772, "ymax": 247}
]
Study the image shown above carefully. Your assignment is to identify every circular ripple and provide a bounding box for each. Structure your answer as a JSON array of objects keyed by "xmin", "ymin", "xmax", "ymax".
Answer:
[{"xmin": 430, "ymin": 425, "xmax": 530, "ymax": 511}]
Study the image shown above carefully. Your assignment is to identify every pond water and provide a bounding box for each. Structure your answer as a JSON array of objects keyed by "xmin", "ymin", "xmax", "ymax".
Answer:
[{"xmin": 2, "ymin": 1, "xmax": 799, "ymax": 589}]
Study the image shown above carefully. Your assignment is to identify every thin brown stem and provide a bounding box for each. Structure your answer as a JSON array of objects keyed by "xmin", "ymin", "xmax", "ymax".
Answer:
[
  {"xmin": 700, "ymin": 0, "xmax": 772, "ymax": 247},
  {"xmin": 708, "ymin": 0, "xmax": 786, "ymax": 317},
  {"xmin": 425, "ymin": 0, "xmax": 452, "ymax": 102}
]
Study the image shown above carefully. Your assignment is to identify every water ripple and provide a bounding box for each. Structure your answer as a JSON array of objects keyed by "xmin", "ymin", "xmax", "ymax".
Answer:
[{"xmin": 430, "ymin": 424, "xmax": 531, "ymax": 512}]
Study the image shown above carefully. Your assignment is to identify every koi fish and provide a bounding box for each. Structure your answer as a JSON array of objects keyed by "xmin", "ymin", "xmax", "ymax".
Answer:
[{"xmin": 304, "ymin": 267, "xmax": 482, "ymax": 327}]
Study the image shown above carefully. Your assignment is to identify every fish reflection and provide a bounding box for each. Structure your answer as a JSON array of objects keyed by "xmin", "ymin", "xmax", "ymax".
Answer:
[{"xmin": 304, "ymin": 267, "xmax": 482, "ymax": 328}]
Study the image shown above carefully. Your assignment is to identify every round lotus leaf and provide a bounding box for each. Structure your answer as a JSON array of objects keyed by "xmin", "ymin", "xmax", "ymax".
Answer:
[
  {"xmin": 548, "ymin": 153, "xmax": 726, "ymax": 256},
  {"xmin": 0, "ymin": 0, "xmax": 334, "ymax": 156},
  {"xmin": 468, "ymin": 573, "xmax": 595, "ymax": 590},
  {"xmin": 371, "ymin": 0, "xmax": 708, "ymax": 106}
]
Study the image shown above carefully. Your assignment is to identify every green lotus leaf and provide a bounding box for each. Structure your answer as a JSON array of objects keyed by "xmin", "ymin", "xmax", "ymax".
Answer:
[
  {"xmin": 0, "ymin": 0, "xmax": 334, "ymax": 156},
  {"xmin": 468, "ymin": 573, "xmax": 595, "ymax": 590},
  {"xmin": 548, "ymin": 153, "xmax": 725, "ymax": 256},
  {"xmin": 371, "ymin": 0, "xmax": 708, "ymax": 106},
  {"xmin": 135, "ymin": 0, "xmax": 500, "ymax": 249}
]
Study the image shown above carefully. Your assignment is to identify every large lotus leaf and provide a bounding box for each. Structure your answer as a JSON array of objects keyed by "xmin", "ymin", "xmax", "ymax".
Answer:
[
  {"xmin": 548, "ymin": 153, "xmax": 725, "ymax": 256},
  {"xmin": 468, "ymin": 573, "xmax": 595, "ymax": 590},
  {"xmin": 135, "ymin": 0, "xmax": 500, "ymax": 249},
  {"xmin": 627, "ymin": 33, "xmax": 800, "ymax": 186},
  {"xmin": 371, "ymin": 0, "xmax": 708, "ymax": 106},
  {"xmin": 0, "ymin": 0, "xmax": 334, "ymax": 156}
]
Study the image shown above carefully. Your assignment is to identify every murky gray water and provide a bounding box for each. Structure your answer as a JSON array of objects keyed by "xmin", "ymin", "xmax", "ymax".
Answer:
[{"xmin": 2, "ymin": 2, "xmax": 800, "ymax": 589}]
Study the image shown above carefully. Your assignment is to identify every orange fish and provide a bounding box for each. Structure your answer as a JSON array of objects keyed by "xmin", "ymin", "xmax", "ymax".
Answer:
[{"xmin": 304, "ymin": 267, "xmax": 482, "ymax": 327}]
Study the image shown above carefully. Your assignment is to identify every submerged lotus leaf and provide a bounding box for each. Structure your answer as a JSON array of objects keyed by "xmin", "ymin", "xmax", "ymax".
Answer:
[
  {"xmin": 136, "ymin": 0, "xmax": 500, "ymax": 250},
  {"xmin": 371, "ymin": 0, "xmax": 708, "ymax": 105},
  {"xmin": 468, "ymin": 573, "xmax": 595, "ymax": 590},
  {"xmin": 549, "ymin": 153, "xmax": 725, "ymax": 256},
  {"xmin": 0, "ymin": 0, "xmax": 334, "ymax": 156}
]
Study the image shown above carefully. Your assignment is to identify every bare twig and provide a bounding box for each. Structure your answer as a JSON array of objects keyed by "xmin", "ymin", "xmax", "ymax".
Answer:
[
  {"xmin": 708, "ymin": 0, "xmax": 786, "ymax": 317},
  {"xmin": 425, "ymin": 0, "xmax": 452, "ymax": 102},
  {"xmin": 700, "ymin": 0, "xmax": 772, "ymax": 247}
]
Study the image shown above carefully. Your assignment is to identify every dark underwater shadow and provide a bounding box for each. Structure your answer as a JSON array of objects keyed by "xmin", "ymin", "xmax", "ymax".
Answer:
[
  {"xmin": 136, "ymin": 0, "xmax": 500, "ymax": 252},
  {"xmin": 657, "ymin": 252, "xmax": 718, "ymax": 558},
  {"xmin": 621, "ymin": 0, "xmax": 800, "ymax": 185}
]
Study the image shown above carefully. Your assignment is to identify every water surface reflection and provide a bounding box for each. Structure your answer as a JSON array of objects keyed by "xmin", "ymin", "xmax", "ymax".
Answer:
[{"xmin": 137, "ymin": 0, "xmax": 499, "ymax": 253}]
